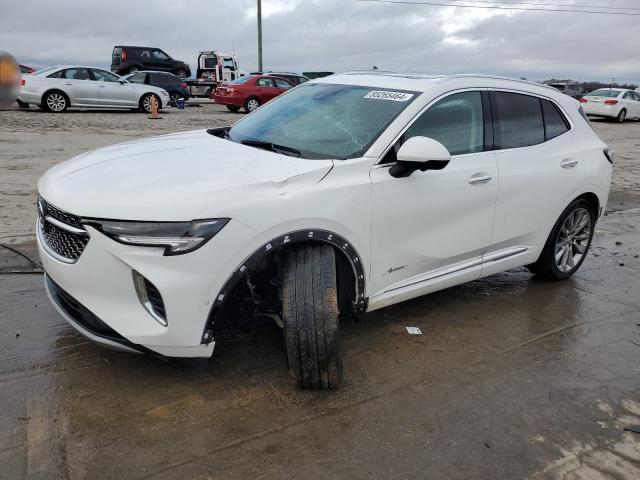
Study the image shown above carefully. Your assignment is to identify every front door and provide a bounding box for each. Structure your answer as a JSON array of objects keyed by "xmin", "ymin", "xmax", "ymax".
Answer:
[
  {"xmin": 91, "ymin": 69, "xmax": 134, "ymax": 107},
  {"xmin": 369, "ymin": 91, "xmax": 498, "ymax": 308}
]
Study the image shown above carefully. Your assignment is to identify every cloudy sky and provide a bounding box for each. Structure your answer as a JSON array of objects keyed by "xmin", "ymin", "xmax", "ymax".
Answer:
[{"xmin": 1, "ymin": 0, "xmax": 639, "ymax": 84}]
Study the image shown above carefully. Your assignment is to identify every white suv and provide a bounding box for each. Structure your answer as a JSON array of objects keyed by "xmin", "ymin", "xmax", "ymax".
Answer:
[{"xmin": 37, "ymin": 72, "xmax": 612, "ymax": 389}]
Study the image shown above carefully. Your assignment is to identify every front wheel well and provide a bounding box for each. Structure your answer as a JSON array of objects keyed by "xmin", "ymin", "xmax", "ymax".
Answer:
[{"xmin": 202, "ymin": 231, "xmax": 366, "ymax": 344}]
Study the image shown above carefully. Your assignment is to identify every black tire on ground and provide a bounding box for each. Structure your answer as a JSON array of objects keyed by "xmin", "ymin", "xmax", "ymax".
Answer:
[
  {"xmin": 42, "ymin": 90, "xmax": 68, "ymax": 113},
  {"xmin": 282, "ymin": 244, "xmax": 342, "ymax": 389},
  {"xmin": 226, "ymin": 105, "xmax": 240, "ymax": 113},
  {"xmin": 169, "ymin": 91, "xmax": 180, "ymax": 106},
  {"xmin": 244, "ymin": 96, "xmax": 260, "ymax": 113},
  {"xmin": 616, "ymin": 109, "xmax": 626, "ymax": 123},
  {"xmin": 139, "ymin": 93, "xmax": 160, "ymax": 113},
  {"xmin": 526, "ymin": 199, "xmax": 596, "ymax": 280},
  {"xmin": 17, "ymin": 100, "xmax": 29, "ymax": 109}
]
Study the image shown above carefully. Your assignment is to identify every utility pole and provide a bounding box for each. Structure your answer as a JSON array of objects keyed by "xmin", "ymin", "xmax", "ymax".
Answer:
[{"xmin": 257, "ymin": 0, "xmax": 263, "ymax": 72}]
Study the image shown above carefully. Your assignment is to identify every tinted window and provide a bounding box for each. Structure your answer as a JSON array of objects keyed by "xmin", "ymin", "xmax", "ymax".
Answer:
[
  {"xmin": 256, "ymin": 78, "xmax": 274, "ymax": 87},
  {"xmin": 402, "ymin": 91, "xmax": 484, "ymax": 156},
  {"xmin": 152, "ymin": 50, "xmax": 169, "ymax": 60},
  {"xmin": 91, "ymin": 69, "xmax": 120, "ymax": 82},
  {"xmin": 274, "ymin": 78, "xmax": 293, "ymax": 89},
  {"xmin": 492, "ymin": 92, "xmax": 544, "ymax": 149},
  {"xmin": 127, "ymin": 72, "xmax": 147, "ymax": 84},
  {"xmin": 541, "ymin": 99, "xmax": 569, "ymax": 140},
  {"xmin": 150, "ymin": 73, "xmax": 171, "ymax": 84},
  {"xmin": 623, "ymin": 92, "xmax": 633, "ymax": 99},
  {"xmin": 50, "ymin": 68, "xmax": 91, "ymax": 80}
]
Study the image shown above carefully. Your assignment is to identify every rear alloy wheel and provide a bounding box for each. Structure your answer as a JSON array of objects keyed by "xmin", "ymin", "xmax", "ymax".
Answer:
[
  {"xmin": 176, "ymin": 68, "xmax": 188, "ymax": 78},
  {"xmin": 527, "ymin": 199, "xmax": 595, "ymax": 280},
  {"xmin": 282, "ymin": 245, "xmax": 342, "ymax": 389},
  {"xmin": 127, "ymin": 66, "xmax": 140, "ymax": 75},
  {"xmin": 43, "ymin": 91, "xmax": 68, "ymax": 113},
  {"xmin": 140, "ymin": 93, "xmax": 160, "ymax": 113},
  {"xmin": 245, "ymin": 97, "xmax": 260, "ymax": 113},
  {"xmin": 616, "ymin": 109, "xmax": 626, "ymax": 123},
  {"xmin": 169, "ymin": 92, "xmax": 180, "ymax": 106},
  {"xmin": 226, "ymin": 105, "xmax": 240, "ymax": 113}
]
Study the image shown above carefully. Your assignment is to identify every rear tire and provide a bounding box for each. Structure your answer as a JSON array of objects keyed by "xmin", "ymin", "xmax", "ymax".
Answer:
[
  {"xmin": 226, "ymin": 105, "xmax": 240, "ymax": 113},
  {"xmin": 127, "ymin": 66, "xmax": 140, "ymax": 75},
  {"xmin": 616, "ymin": 109, "xmax": 626, "ymax": 123},
  {"xmin": 176, "ymin": 68, "xmax": 188, "ymax": 78},
  {"xmin": 42, "ymin": 91, "xmax": 68, "ymax": 112},
  {"xmin": 282, "ymin": 245, "xmax": 342, "ymax": 389},
  {"xmin": 244, "ymin": 96, "xmax": 260, "ymax": 113},
  {"xmin": 527, "ymin": 199, "xmax": 595, "ymax": 280}
]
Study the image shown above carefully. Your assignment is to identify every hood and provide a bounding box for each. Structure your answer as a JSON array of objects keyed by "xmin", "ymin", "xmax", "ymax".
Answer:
[{"xmin": 38, "ymin": 130, "xmax": 333, "ymax": 221}]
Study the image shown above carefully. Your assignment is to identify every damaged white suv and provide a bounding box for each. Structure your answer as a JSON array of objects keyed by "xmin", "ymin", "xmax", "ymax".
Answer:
[{"xmin": 38, "ymin": 72, "xmax": 612, "ymax": 389}]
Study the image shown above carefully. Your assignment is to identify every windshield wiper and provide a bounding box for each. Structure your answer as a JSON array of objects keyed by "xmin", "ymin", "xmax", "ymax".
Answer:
[{"xmin": 240, "ymin": 140, "xmax": 302, "ymax": 158}]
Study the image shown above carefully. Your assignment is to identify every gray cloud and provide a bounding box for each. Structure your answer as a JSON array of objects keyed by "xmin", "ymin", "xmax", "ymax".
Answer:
[{"xmin": 1, "ymin": 0, "xmax": 638, "ymax": 83}]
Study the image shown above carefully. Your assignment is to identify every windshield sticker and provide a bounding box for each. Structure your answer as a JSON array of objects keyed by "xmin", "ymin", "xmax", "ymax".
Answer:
[{"xmin": 364, "ymin": 90, "xmax": 414, "ymax": 102}]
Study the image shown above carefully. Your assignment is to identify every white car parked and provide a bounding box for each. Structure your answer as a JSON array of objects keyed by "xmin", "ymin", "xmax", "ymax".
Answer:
[
  {"xmin": 18, "ymin": 65, "xmax": 170, "ymax": 113},
  {"xmin": 580, "ymin": 88, "xmax": 640, "ymax": 122},
  {"xmin": 37, "ymin": 72, "xmax": 612, "ymax": 389}
]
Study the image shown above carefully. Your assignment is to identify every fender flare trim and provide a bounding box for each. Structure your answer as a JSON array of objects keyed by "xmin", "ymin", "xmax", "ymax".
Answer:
[{"xmin": 201, "ymin": 229, "xmax": 367, "ymax": 344}]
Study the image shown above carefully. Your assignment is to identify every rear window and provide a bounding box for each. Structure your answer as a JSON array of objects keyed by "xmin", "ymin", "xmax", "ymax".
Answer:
[
  {"xmin": 229, "ymin": 76, "xmax": 251, "ymax": 85},
  {"xmin": 491, "ymin": 92, "xmax": 544, "ymax": 149},
  {"xmin": 588, "ymin": 89, "xmax": 621, "ymax": 98},
  {"xmin": 113, "ymin": 47, "xmax": 122, "ymax": 56}
]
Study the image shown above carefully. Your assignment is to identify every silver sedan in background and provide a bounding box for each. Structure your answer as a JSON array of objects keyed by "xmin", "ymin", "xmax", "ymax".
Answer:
[{"xmin": 18, "ymin": 66, "xmax": 170, "ymax": 113}]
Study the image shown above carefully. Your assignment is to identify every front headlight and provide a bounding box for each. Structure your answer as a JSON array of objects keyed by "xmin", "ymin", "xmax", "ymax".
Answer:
[{"xmin": 85, "ymin": 218, "xmax": 229, "ymax": 255}]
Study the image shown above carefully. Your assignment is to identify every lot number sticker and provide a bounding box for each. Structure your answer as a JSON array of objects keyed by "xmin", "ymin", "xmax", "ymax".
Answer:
[{"xmin": 365, "ymin": 90, "xmax": 414, "ymax": 102}]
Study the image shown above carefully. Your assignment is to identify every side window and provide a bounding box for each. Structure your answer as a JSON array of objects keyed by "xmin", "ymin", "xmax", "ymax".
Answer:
[
  {"xmin": 623, "ymin": 91, "xmax": 634, "ymax": 100},
  {"xmin": 47, "ymin": 70, "xmax": 64, "ymax": 79},
  {"xmin": 491, "ymin": 92, "xmax": 544, "ymax": 149},
  {"xmin": 633, "ymin": 92, "xmax": 640, "ymax": 101},
  {"xmin": 58, "ymin": 68, "xmax": 91, "ymax": 80},
  {"xmin": 256, "ymin": 78, "xmax": 274, "ymax": 87},
  {"xmin": 149, "ymin": 73, "xmax": 164, "ymax": 84},
  {"xmin": 140, "ymin": 49, "xmax": 151, "ymax": 59},
  {"xmin": 401, "ymin": 91, "xmax": 484, "ymax": 156},
  {"xmin": 541, "ymin": 99, "xmax": 570, "ymax": 140},
  {"xmin": 152, "ymin": 50, "xmax": 169, "ymax": 60},
  {"xmin": 91, "ymin": 69, "xmax": 120, "ymax": 82},
  {"xmin": 274, "ymin": 78, "xmax": 293, "ymax": 89},
  {"xmin": 127, "ymin": 72, "xmax": 146, "ymax": 84}
]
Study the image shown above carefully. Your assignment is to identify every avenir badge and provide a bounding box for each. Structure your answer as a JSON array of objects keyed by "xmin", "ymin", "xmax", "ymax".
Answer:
[{"xmin": 364, "ymin": 90, "xmax": 414, "ymax": 102}]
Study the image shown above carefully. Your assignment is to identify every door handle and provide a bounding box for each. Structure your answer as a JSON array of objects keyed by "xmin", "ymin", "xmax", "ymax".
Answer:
[
  {"xmin": 468, "ymin": 173, "xmax": 492, "ymax": 184},
  {"xmin": 98, "ymin": 85, "xmax": 106, "ymax": 88},
  {"xmin": 560, "ymin": 158, "xmax": 578, "ymax": 168},
  {"xmin": 65, "ymin": 83, "xmax": 73, "ymax": 86}
]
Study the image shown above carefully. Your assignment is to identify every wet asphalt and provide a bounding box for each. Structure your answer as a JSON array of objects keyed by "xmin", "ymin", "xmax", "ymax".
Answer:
[{"xmin": 1, "ymin": 109, "xmax": 639, "ymax": 479}]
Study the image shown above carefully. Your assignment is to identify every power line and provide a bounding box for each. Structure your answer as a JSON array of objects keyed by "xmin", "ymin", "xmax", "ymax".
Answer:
[
  {"xmin": 438, "ymin": 0, "xmax": 640, "ymax": 11},
  {"xmin": 358, "ymin": 0, "xmax": 640, "ymax": 15}
]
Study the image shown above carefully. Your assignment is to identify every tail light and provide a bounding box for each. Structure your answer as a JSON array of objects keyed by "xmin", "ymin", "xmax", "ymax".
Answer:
[
  {"xmin": 604, "ymin": 99, "xmax": 618, "ymax": 106},
  {"xmin": 21, "ymin": 79, "xmax": 25, "ymax": 86},
  {"xmin": 579, "ymin": 97, "xmax": 587, "ymax": 103},
  {"xmin": 121, "ymin": 49, "xmax": 127, "ymax": 61},
  {"xmin": 180, "ymin": 82, "xmax": 187, "ymax": 88}
]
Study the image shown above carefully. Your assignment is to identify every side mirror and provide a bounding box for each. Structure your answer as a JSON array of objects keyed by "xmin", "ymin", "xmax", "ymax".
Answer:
[{"xmin": 389, "ymin": 136, "xmax": 451, "ymax": 178}]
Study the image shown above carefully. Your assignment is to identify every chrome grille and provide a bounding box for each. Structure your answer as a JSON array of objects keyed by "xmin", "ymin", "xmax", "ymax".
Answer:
[{"xmin": 38, "ymin": 197, "xmax": 89, "ymax": 263}]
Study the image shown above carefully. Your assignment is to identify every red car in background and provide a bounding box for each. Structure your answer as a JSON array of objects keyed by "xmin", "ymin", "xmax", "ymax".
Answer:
[{"xmin": 212, "ymin": 74, "xmax": 295, "ymax": 113}]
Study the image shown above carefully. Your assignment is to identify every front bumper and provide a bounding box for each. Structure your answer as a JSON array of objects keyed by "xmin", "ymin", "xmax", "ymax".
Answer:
[{"xmin": 38, "ymin": 215, "xmax": 257, "ymax": 358}]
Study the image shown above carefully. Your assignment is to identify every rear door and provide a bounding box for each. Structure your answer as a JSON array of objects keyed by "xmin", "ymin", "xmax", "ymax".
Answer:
[
  {"xmin": 272, "ymin": 77, "xmax": 294, "ymax": 95},
  {"xmin": 150, "ymin": 49, "xmax": 172, "ymax": 72},
  {"xmin": 51, "ymin": 68, "xmax": 98, "ymax": 106},
  {"xmin": 255, "ymin": 77, "xmax": 279, "ymax": 102},
  {"xmin": 485, "ymin": 91, "xmax": 578, "ymax": 276},
  {"xmin": 90, "ymin": 69, "xmax": 135, "ymax": 107},
  {"xmin": 622, "ymin": 91, "xmax": 640, "ymax": 117}
]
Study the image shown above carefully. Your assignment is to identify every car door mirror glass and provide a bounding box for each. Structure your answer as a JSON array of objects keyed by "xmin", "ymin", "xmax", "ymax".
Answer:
[{"xmin": 389, "ymin": 136, "xmax": 451, "ymax": 178}]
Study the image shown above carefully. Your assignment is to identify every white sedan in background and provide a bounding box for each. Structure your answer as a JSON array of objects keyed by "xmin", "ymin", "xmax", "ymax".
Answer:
[
  {"xmin": 580, "ymin": 88, "xmax": 640, "ymax": 122},
  {"xmin": 18, "ymin": 66, "xmax": 170, "ymax": 113}
]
